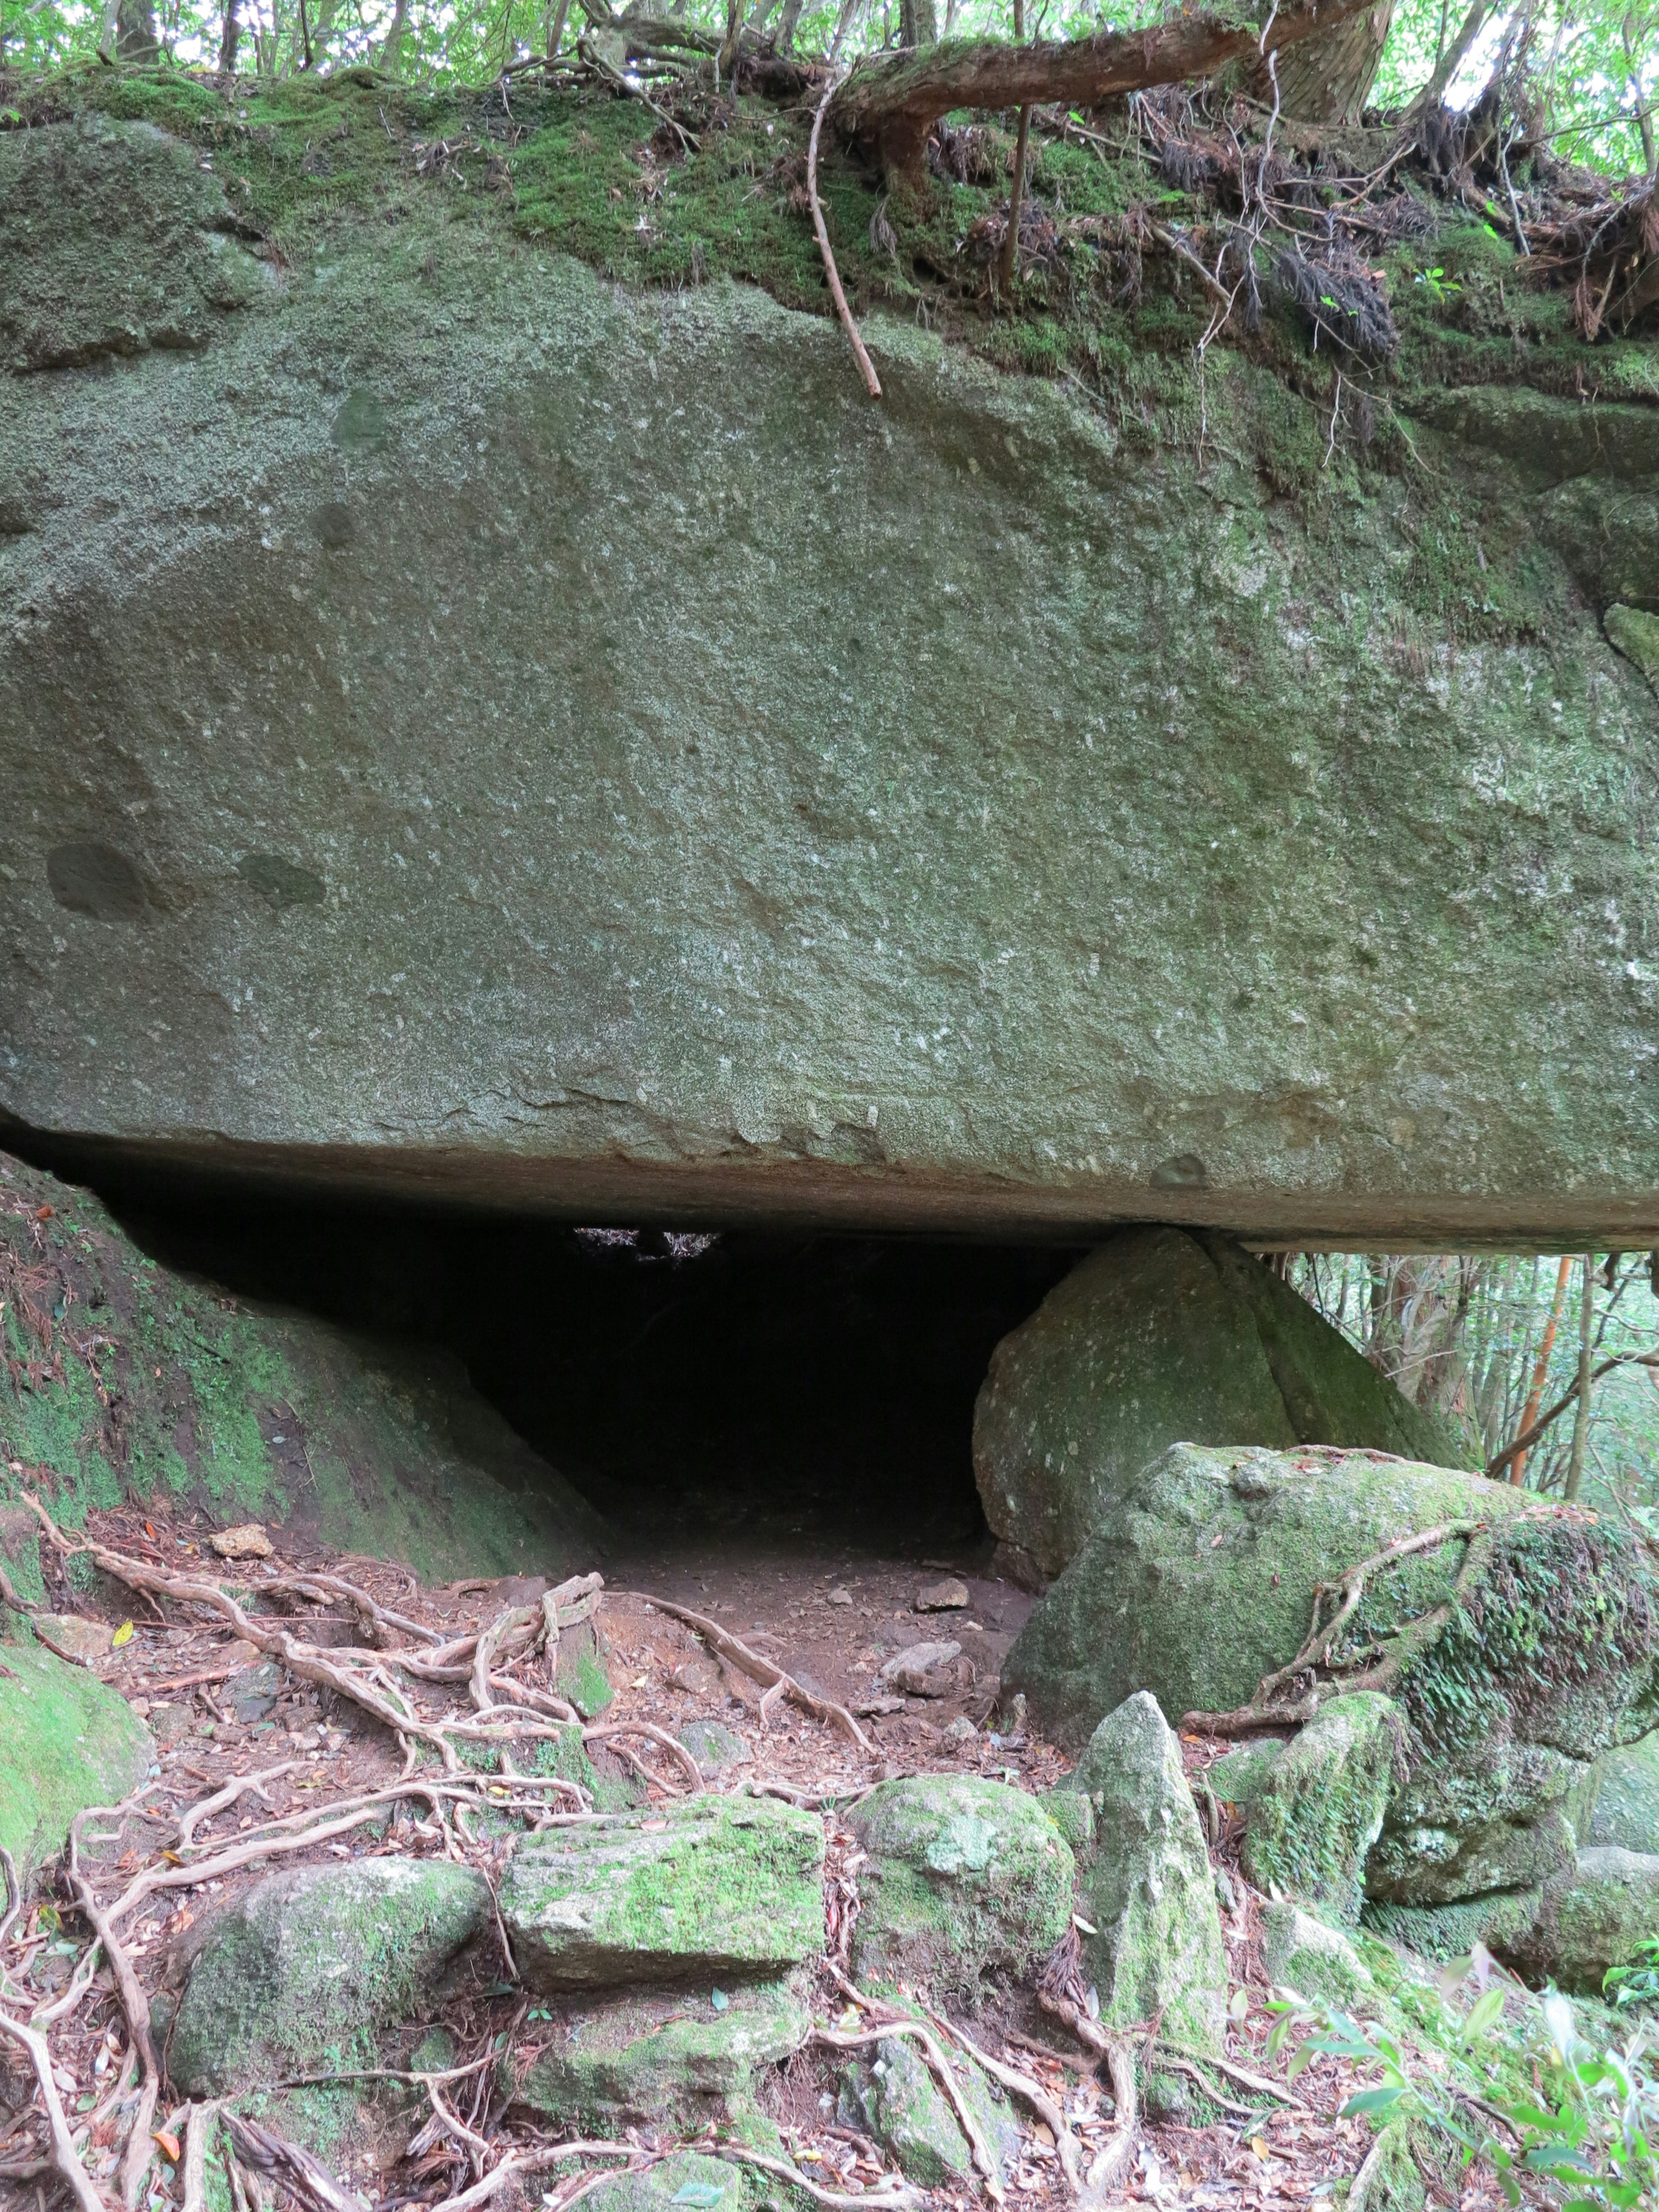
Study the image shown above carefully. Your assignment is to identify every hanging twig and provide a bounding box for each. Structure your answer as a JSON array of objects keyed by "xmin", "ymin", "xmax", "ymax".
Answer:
[{"xmin": 807, "ymin": 72, "xmax": 883, "ymax": 399}]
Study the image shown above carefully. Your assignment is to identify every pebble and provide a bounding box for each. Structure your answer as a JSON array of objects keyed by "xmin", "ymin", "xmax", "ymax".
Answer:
[{"xmin": 916, "ymin": 1577, "xmax": 969, "ymax": 1611}]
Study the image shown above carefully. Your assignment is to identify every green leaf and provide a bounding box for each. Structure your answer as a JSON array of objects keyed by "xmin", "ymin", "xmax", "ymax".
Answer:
[
  {"xmin": 1463, "ymin": 1988, "xmax": 1506, "ymax": 2040},
  {"xmin": 1341, "ymin": 2088, "xmax": 1406, "ymax": 2117}
]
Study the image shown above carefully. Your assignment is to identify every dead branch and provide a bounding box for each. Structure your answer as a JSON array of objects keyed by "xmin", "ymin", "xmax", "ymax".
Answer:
[
  {"xmin": 717, "ymin": 2143, "xmax": 916, "ymax": 2209},
  {"xmin": 808, "ymin": 71, "xmax": 883, "ymax": 397},
  {"xmin": 918, "ymin": 2000, "xmax": 1080, "ymax": 2193},
  {"xmin": 1033, "ymin": 1990, "xmax": 1137, "ymax": 2193},
  {"xmin": 0, "ymin": 2003, "xmax": 113, "ymax": 2212},
  {"xmin": 628, "ymin": 1591, "xmax": 873, "ymax": 1749},
  {"xmin": 829, "ymin": 0, "xmax": 1388, "ymax": 182},
  {"xmin": 222, "ymin": 2111, "xmax": 369, "ymax": 2212}
]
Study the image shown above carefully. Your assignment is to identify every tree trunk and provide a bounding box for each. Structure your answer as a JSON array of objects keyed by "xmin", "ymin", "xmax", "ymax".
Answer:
[
  {"xmin": 774, "ymin": 0, "xmax": 804, "ymax": 50},
  {"xmin": 1407, "ymin": 0, "xmax": 1492, "ymax": 115},
  {"xmin": 1564, "ymin": 1255, "xmax": 1595, "ymax": 1502},
  {"xmin": 218, "ymin": 0, "xmax": 241, "ymax": 70},
  {"xmin": 1510, "ymin": 1252, "xmax": 1572, "ymax": 1484},
  {"xmin": 900, "ymin": 0, "xmax": 937, "ymax": 46},
  {"xmin": 1246, "ymin": 0, "xmax": 1393, "ymax": 121},
  {"xmin": 380, "ymin": 0, "xmax": 410, "ymax": 70},
  {"xmin": 115, "ymin": 0, "xmax": 160, "ymax": 60},
  {"xmin": 831, "ymin": 0, "xmax": 1383, "ymax": 181}
]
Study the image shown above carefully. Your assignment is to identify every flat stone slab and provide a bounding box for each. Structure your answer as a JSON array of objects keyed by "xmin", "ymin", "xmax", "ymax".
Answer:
[
  {"xmin": 501, "ymin": 1796, "xmax": 826, "ymax": 1990},
  {"xmin": 518, "ymin": 1979, "xmax": 809, "ymax": 2129}
]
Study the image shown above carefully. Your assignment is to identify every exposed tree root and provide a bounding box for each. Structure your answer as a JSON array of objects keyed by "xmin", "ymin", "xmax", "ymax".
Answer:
[{"xmin": 625, "ymin": 1589, "xmax": 874, "ymax": 1749}]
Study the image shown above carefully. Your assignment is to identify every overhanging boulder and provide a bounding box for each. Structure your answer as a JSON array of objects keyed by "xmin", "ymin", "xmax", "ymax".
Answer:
[
  {"xmin": 973, "ymin": 1228, "xmax": 1466, "ymax": 1580},
  {"xmin": 3, "ymin": 110, "xmax": 1658, "ymax": 1243}
]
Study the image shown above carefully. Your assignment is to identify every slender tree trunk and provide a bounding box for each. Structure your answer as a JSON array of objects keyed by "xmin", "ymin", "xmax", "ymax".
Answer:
[
  {"xmin": 218, "ymin": 0, "xmax": 240, "ymax": 70},
  {"xmin": 545, "ymin": 0, "xmax": 569, "ymax": 57},
  {"xmin": 1510, "ymin": 1252, "xmax": 1573, "ymax": 1485},
  {"xmin": 1249, "ymin": 0, "xmax": 1393, "ymax": 121},
  {"xmin": 1564, "ymin": 1255, "xmax": 1596, "ymax": 1501},
  {"xmin": 1408, "ymin": 0, "xmax": 1492, "ymax": 112},
  {"xmin": 774, "ymin": 0, "xmax": 804, "ymax": 51},
  {"xmin": 380, "ymin": 0, "xmax": 410, "ymax": 70},
  {"xmin": 114, "ymin": 0, "xmax": 160, "ymax": 59},
  {"xmin": 717, "ymin": 0, "xmax": 741, "ymax": 82},
  {"xmin": 1626, "ymin": 10, "xmax": 1658, "ymax": 181},
  {"xmin": 998, "ymin": 0, "xmax": 1030, "ymax": 301},
  {"xmin": 298, "ymin": 0, "xmax": 313, "ymax": 67},
  {"xmin": 899, "ymin": 0, "xmax": 936, "ymax": 45}
]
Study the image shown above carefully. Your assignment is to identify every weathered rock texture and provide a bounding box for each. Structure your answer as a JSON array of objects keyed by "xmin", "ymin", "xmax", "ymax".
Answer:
[
  {"xmin": 1242, "ymin": 1691, "xmax": 1402, "ymax": 1925},
  {"xmin": 517, "ymin": 1980, "xmax": 810, "ymax": 2131},
  {"xmin": 1005, "ymin": 1446, "xmax": 1659, "ymax": 1908},
  {"xmin": 0, "ymin": 1634, "xmax": 155, "ymax": 1872},
  {"xmin": 0, "ymin": 1150, "xmax": 604, "ymax": 1580},
  {"xmin": 973, "ymin": 1228, "xmax": 1465, "ymax": 1578},
  {"xmin": 4, "ymin": 111, "xmax": 1659, "ymax": 1241}
]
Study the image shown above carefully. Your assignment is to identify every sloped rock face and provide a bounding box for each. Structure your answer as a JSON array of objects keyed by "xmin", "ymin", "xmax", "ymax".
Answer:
[
  {"xmin": 973, "ymin": 1228, "xmax": 1466, "ymax": 1578},
  {"xmin": 1004, "ymin": 1446, "xmax": 1659, "ymax": 1909},
  {"xmin": 4, "ymin": 115, "xmax": 1659, "ymax": 1241},
  {"xmin": 0, "ymin": 1151, "xmax": 605, "ymax": 1580},
  {"xmin": 0, "ymin": 1635, "xmax": 155, "ymax": 1872}
]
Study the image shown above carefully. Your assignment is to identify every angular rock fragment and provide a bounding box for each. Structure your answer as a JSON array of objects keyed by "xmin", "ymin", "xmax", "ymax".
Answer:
[
  {"xmin": 850, "ymin": 1775, "xmax": 1074, "ymax": 2002},
  {"xmin": 0, "ymin": 1637, "xmax": 154, "ymax": 1872},
  {"xmin": 517, "ymin": 1979, "xmax": 808, "ymax": 2130},
  {"xmin": 168, "ymin": 1857, "xmax": 491, "ymax": 2094},
  {"xmin": 1261, "ymin": 1900, "xmax": 1373, "ymax": 2005},
  {"xmin": 916, "ymin": 1579, "xmax": 969, "ymax": 1612},
  {"xmin": 31, "ymin": 1612, "xmax": 114, "ymax": 1665},
  {"xmin": 840, "ymin": 2033, "xmax": 1020, "ymax": 2188},
  {"xmin": 1243, "ymin": 1694, "xmax": 1401, "ymax": 1924},
  {"xmin": 879, "ymin": 1641, "xmax": 967, "ymax": 1696},
  {"xmin": 1503, "ymin": 1847, "xmax": 1659, "ymax": 1995},
  {"xmin": 1072, "ymin": 1693, "xmax": 1227, "ymax": 2050},
  {"xmin": 501, "ymin": 1796, "xmax": 825, "ymax": 1990}
]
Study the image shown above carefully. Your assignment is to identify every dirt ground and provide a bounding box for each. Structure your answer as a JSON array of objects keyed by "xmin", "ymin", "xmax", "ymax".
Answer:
[{"xmin": 1, "ymin": 1492, "xmax": 1503, "ymax": 2212}]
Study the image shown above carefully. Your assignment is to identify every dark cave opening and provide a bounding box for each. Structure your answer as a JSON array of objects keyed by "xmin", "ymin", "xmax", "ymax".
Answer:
[{"xmin": 83, "ymin": 1169, "xmax": 1078, "ymax": 1557}]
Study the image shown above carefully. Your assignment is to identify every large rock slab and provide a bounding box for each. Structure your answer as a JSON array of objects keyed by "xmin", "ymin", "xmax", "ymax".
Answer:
[
  {"xmin": 0, "ymin": 1151, "xmax": 604, "ymax": 1581},
  {"xmin": 1503, "ymin": 1847, "xmax": 1659, "ymax": 1995},
  {"xmin": 3, "ymin": 111, "xmax": 1658, "ymax": 1242},
  {"xmin": 500, "ymin": 1796, "xmax": 825, "ymax": 1989},
  {"xmin": 516, "ymin": 1979, "xmax": 810, "ymax": 2131},
  {"xmin": 849, "ymin": 1775, "xmax": 1074, "ymax": 2003},
  {"xmin": 1587, "ymin": 1729, "xmax": 1659, "ymax": 1852},
  {"xmin": 1005, "ymin": 1446, "xmax": 1659, "ymax": 1907},
  {"xmin": 0, "ymin": 1636, "xmax": 154, "ymax": 1873},
  {"xmin": 973, "ymin": 1229, "xmax": 1465, "ymax": 1578},
  {"xmin": 840, "ymin": 2033, "xmax": 1021, "ymax": 2189},
  {"xmin": 1068, "ymin": 1693, "xmax": 1227, "ymax": 2050},
  {"xmin": 167, "ymin": 1856, "xmax": 491, "ymax": 2093}
]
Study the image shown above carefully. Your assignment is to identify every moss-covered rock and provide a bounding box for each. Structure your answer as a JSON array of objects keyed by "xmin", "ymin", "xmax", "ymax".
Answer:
[
  {"xmin": 1360, "ymin": 1888, "xmax": 1542, "ymax": 1964},
  {"xmin": 1005, "ymin": 1447, "xmax": 1659, "ymax": 1909},
  {"xmin": 516, "ymin": 1979, "xmax": 809, "ymax": 2131},
  {"xmin": 973, "ymin": 1231, "xmax": 1466, "ymax": 1578},
  {"xmin": 839, "ymin": 2032, "xmax": 1021, "ymax": 2189},
  {"xmin": 0, "ymin": 1152, "xmax": 604, "ymax": 1582},
  {"xmin": 1502, "ymin": 1847, "xmax": 1659, "ymax": 1995},
  {"xmin": 1243, "ymin": 1694, "xmax": 1402, "ymax": 1925},
  {"xmin": 500, "ymin": 1796, "xmax": 825, "ymax": 1990},
  {"xmin": 849, "ymin": 1775, "xmax": 1074, "ymax": 2004},
  {"xmin": 1605, "ymin": 603, "xmax": 1659, "ymax": 690},
  {"xmin": 1202, "ymin": 1742, "xmax": 1285, "ymax": 1806},
  {"xmin": 167, "ymin": 1856, "xmax": 490, "ymax": 2094},
  {"xmin": 580, "ymin": 2148, "xmax": 769, "ymax": 2212},
  {"xmin": 1261, "ymin": 1900, "xmax": 1373, "ymax": 2005},
  {"xmin": 1036, "ymin": 1785, "xmax": 1095, "ymax": 1858},
  {"xmin": 0, "ymin": 1635, "xmax": 154, "ymax": 1873},
  {"xmin": 1589, "ymin": 1729, "xmax": 1659, "ymax": 1853},
  {"xmin": 3, "ymin": 102, "xmax": 1657, "ymax": 1245},
  {"xmin": 1072, "ymin": 1693, "xmax": 1227, "ymax": 2050}
]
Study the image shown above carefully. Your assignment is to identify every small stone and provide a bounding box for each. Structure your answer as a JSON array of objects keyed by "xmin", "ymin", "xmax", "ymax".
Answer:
[
  {"xmin": 1074, "ymin": 1692, "xmax": 1227, "ymax": 2051},
  {"xmin": 32, "ymin": 1614, "xmax": 114, "ymax": 1665},
  {"xmin": 677, "ymin": 1719, "xmax": 751, "ymax": 1778},
  {"xmin": 1261, "ymin": 1900, "xmax": 1373, "ymax": 2005},
  {"xmin": 850, "ymin": 1774, "xmax": 1074, "ymax": 2001},
  {"xmin": 210, "ymin": 1523, "xmax": 274, "ymax": 1560},
  {"xmin": 841, "ymin": 2034, "xmax": 1019, "ymax": 2188},
  {"xmin": 1036, "ymin": 1787, "xmax": 1094, "ymax": 1858},
  {"xmin": 501, "ymin": 1795, "xmax": 825, "ymax": 1990},
  {"xmin": 223, "ymin": 1659, "xmax": 283, "ymax": 1723},
  {"xmin": 827, "ymin": 1587, "xmax": 854, "ymax": 1606},
  {"xmin": 878, "ymin": 1641, "xmax": 966, "ymax": 1697},
  {"xmin": 216, "ymin": 1638, "xmax": 263, "ymax": 1669},
  {"xmin": 916, "ymin": 1578, "xmax": 969, "ymax": 1612},
  {"xmin": 668, "ymin": 1659, "xmax": 720, "ymax": 1696},
  {"xmin": 941, "ymin": 1715, "xmax": 977, "ymax": 1744},
  {"xmin": 854, "ymin": 1694, "xmax": 907, "ymax": 1717},
  {"xmin": 1202, "ymin": 1742, "xmax": 1285, "ymax": 1806}
]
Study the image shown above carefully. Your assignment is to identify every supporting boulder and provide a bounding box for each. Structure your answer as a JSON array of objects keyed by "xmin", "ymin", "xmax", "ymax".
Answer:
[
  {"xmin": 1066, "ymin": 1693, "xmax": 1227, "ymax": 2050},
  {"xmin": 1502, "ymin": 1847, "xmax": 1659, "ymax": 1996},
  {"xmin": 517, "ymin": 1980, "xmax": 810, "ymax": 2132},
  {"xmin": 1261, "ymin": 1901, "xmax": 1373, "ymax": 2006},
  {"xmin": 849, "ymin": 1775, "xmax": 1074, "ymax": 2005},
  {"xmin": 973, "ymin": 1230, "xmax": 1466, "ymax": 1583},
  {"xmin": 1587, "ymin": 1729, "xmax": 1659, "ymax": 1852},
  {"xmin": 1004, "ymin": 1446, "xmax": 1659, "ymax": 1913},
  {"xmin": 840, "ymin": 2034, "xmax": 1021, "ymax": 2189}
]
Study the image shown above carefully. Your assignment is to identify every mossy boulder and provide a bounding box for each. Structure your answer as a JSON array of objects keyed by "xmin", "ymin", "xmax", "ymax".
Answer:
[
  {"xmin": 1502, "ymin": 1848, "xmax": 1659, "ymax": 1995},
  {"xmin": 1588, "ymin": 1729, "xmax": 1659, "ymax": 1852},
  {"xmin": 1361, "ymin": 1888, "xmax": 1543, "ymax": 1964},
  {"xmin": 580, "ymin": 2148, "xmax": 770, "ymax": 2212},
  {"xmin": 1243, "ymin": 1694, "xmax": 1402, "ymax": 1925},
  {"xmin": 1004, "ymin": 1447, "xmax": 1659, "ymax": 1908},
  {"xmin": 1203, "ymin": 1742, "xmax": 1285, "ymax": 1807},
  {"xmin": 500, "ymin": 1796, "xmax": 825, "ymax": 1990},
  {"xmin": 1261, "ymin": 1900, "xmax": 1373, "ymax": 2005},
  {"xmin": 1070, "ymin": 1693, "xmax": 1227, "ymax": 2050},
  {"xmin": 517, "ymin": 1979, "xmax": 809, "ymax": 2130},
  {"xmin": 840, "ymin": 2032, "xmax": 1021, "ymax": 2189},
  {"xmin": 167, "ymin": 1856, "xmax": 491, "ymax": 2094},
  {"xmin": 0, "ymin": 1152, "xmax": 604, "ymax": 1583},
  {"xmin": 849, "ymin": 1775, "xmax": 1074, "ymax": 2005},
  {"xmin": 974, "ymin": 1230, "xmax": 1466, "ymax": 1579},
  {"xmin": 0, "ymin": 1636, "xmax": 154, "ymax": 1874}
]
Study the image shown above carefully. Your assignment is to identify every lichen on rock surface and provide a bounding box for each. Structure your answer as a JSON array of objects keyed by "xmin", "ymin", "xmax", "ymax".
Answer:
[
  {"xmin": 1, "ymin": 88, "xmax": 1656, "ymax": 1243},
  {"xmin": 1588, "ymin": 1727, "xmax": 1659, "ymax": 1852},
  {"xmin": 973, "ymin": 1228, "xmax": 1466, "ymax": 1578},
  {"xmin": 500, "ymin": 1796, "xmax": 826, "ymax": 1990},
  {"xmin": 0, "ymin": 1634, "xmax": 154, "ymax": 1873},
  {"xmin": 0, "ymin": 1151, "xmax": 604, "ymax": 1581},
  {"xmin": 840, "ymin": 2030, "xmax": 1022, "ymax": 2188},
  {"xmin": 1242, "ymin": 1693, "xmax": 1402, "ymax": 1925},
  {"xmin": 516, "ymin": 1978, "xmax": 810, "ymax": 2132},
  {"xmin": 1502, "ymin": 1847, "xmax": 1659, "ymax": 1995},
  {"xmin": 849, "ymin": 1774, "xmax": 1074, "ymax": 2003},
  {"xmin": 166, "ymin": 1856, "xmax": 491, "ymax": 2094},
  {"xmin": 1260, "ymin": 1900, "xmax": 1374, "ymax": 2006},
  {"xmin": 1068, "ymin": 1692, "xmax": 1228, "ymax": 2050}
]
